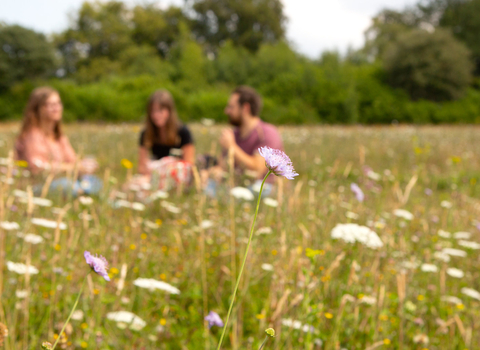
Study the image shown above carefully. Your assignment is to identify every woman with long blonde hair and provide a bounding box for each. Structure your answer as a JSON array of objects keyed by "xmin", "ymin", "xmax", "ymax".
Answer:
[
  {"xmin": 15, "ymin": 86, "xmax": 101, "ymax": 194},
  {"xmin": 138, "ymin": 90, "xmax": 195, "ymax": 175}
]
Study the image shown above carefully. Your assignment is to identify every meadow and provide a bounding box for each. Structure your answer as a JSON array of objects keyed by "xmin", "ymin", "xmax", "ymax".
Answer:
[{"xmin": 1, "ymin": 123, "xmax": 480, "ymax": 350}]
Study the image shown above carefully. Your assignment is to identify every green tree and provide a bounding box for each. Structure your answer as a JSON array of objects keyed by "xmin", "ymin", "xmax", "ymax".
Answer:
[
  {"xmin": 189, "ymin": 0, "xmax": 286, "ymax": 52},
  {"xmin": 0, "ymin": 24, "xmax": 57, "ymax": 90},
  {"xmin": 382, "ymin": 28, "xmax": 473, "ymax": 101}
]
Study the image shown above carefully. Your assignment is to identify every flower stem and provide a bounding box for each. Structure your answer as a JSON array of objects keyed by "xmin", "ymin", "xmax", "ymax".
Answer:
[
  {"xmin": 52, "ymin": 272, "xmax": 90, "ymax": 350},
  {"xmin": 258, "ymin": 336, "xmax": 269, "ymax": 350},
  {"xmin": 216, "ymin": 171, "xmax": 272, "ymax": 350}
]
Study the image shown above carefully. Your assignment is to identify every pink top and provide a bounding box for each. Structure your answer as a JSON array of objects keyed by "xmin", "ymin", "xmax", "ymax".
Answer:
[
  {"xmin": 15, "ymin": 129, "xmax": 76, "ymax": 173},
  {"xmin": 234, "ymin": 121, "xmax": 283, "ymax": 179}
]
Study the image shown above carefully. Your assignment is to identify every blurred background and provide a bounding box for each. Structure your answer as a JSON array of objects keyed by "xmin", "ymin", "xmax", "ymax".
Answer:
[{"xmin": 0, "ymin": 0, "xmax": 479, "ymax": 124}]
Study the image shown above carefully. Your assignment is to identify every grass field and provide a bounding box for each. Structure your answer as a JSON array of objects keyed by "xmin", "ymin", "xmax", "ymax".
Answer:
[{"xmin": 1, "ymin": 124, "xmax": 480, "ymax": 350}]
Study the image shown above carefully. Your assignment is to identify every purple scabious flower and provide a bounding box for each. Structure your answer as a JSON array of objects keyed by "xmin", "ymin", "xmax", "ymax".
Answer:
[
  {"xmin": 205, "ymin": 311, "xmax": 224, "ymax": 328},
  {"xmin": 84, "ymin": 251, "xmax": 110, "ymax": 281},
  {"xmin": 258, "ymin": 147, "xmax": 298, "ymax": 180},
  {"xmin": 350, "ymin": 183, "xmax": 364, "ymax": 202}
]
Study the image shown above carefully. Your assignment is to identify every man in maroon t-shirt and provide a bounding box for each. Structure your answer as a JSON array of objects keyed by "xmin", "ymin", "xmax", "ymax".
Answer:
[{"xmin": 219, "ymin": 86, "xmax": 283, "ymax": 179}]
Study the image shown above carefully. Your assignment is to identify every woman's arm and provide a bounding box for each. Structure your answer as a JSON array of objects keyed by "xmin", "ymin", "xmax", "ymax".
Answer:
[
  {"xmin": 138, "ymin": 146, "xmax": 150, "ymax": 175},
  {"xmin": 181, "ymin": 143, "xmax": 195, "ymax": 164}
]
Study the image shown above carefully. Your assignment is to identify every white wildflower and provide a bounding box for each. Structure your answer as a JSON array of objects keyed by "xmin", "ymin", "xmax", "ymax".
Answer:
[
  {"xmin": 441, "ymin": 296, "xmax": 463, "ymax": 305},
  {"xmin": 133, "ymin": 278, "xmax": 180, "ymax": 294},
  {"xmin": 144, "ymin": 220, "xmax": 159, "ymax": 229},
  {"xmin": 256, "ymin": 227, "xmax": 272, "ymax": 235},
  {"xmin": 79, "ymin": 196, "xmax": 94, "ymax": 205},
  {"xmin": 438, "ymin": 230, "xmax": 451, "ymax": 238},
  {"xmin": 106, "ymin": 311, "xmax": 146, "ymax": 331},
  {"xmin": 446, "ymin": 268, "xmax": 464, "ymax": 278},
  {"xmin": 401, "ymin": 261, "xmax": 420, "ymax": 270},
  {"xmin": 281, "ymin": 318, "xmax": 313, "ymax": 333},
  {"xmin": 458, "ymin": 240, "xmax": 480, "ymax": 250},
  {"xmin": 263, "ymin": 198, "xmax": 278, "ymax": 207},
  {"xmin": 16, "ymin": 290, "xmax": 28, "ymax": 298},
  {"xmin": 71, "ymin": 310, "xmax": 84, "ymax": 321},
  {"xmin": 331, "ymin": 223, "xmax": 383, "ymax": 249},
  {"xmin": 345, "ymin": 211, "xmax": 359, "ymax": 220},
  {"xmin": 421, "ymin": 263, "xmax": 438, "ymax": 273},
  {"xmin": 440, "ymin": 201, "xmax": 453, "ymax": 209},
  {"xmin": 149, "ymin": 190, "xmax": 169, "ymax": 200},
  {"xmin": 413, "ymin": 334, "xmax": 429, "ymax": 345},
  {"xmin": 201, "ymin": 118, "xmax": 215, "ymax": 126},
  {"xmin": 23, "ymin": 233, "xmax": 44, "ymax": 245},
  {"xmin": 359, "ymin": 295, "xmax": 377, "ymax": 305},
  {"xmin": 367, "ymin": 170, "xmax": 381, "ymax": 181},
  {"xmin": 461, "ymin": 288, "xmax": 480, "ymax": 301},
  {"xmin": 31, "ymin": 218, "xmax": 67, "ymax": 230},
  {"xmin": 433, "ymin": 251, "xmax": 451, "ymax": 262},
  {"xmin": 160, "ymin": 201, "xmax": 181, "ymax": 214},
  {"xmin": 230, "ymin": 187, "xmax": 254, "ymax": 201},
  {"xmin": 393, "ymin": 209, "xmax": 414, "ymax": 220},
  {"xmin": 442, "ymin": 248, "xmax": 467, "ymax": 257},
  {"xmin": 0, "ymin": 221, "xmax": 20, "ymax": 230},
  {"xmin": 7, "ymin": 261, "xmax": 39, "ymax": 275},
  {"xmin": 261, "ymin": 263, "xmax": 274, "ymax": 271},
  {"xmin": 454, "ymin": 231, "xmax": 471, "ymax": 240},
  {"xmin": 131, "ymin": 202, "xmax": 145, "ymax": 211}
]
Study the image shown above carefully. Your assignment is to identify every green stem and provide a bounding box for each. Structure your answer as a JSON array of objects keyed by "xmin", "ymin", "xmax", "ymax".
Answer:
[
  {"xmin": 52, "ymin": 272, "xmax": 90, "ymax": 350},
  {"xmin": 216, "ymin": 170, "xmax": 272, "ymax": 350},
  {"xmin": 258, "ymin": 336, "xmax": 269, "ymax": 350}
]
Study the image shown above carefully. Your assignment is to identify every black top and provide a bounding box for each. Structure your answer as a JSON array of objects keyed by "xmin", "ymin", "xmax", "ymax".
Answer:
[{"xmin": 139, "ymin": 125, "xmax": 193, "ymax": 160}]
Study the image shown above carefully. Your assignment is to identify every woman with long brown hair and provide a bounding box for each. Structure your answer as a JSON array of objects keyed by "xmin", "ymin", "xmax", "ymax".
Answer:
[
  {"xmin": 138, "ymin": 90, "xmax": 195, "ymax": 175},
  {"xmin": 15, "ymin": 86, "xmax": 101, "ymax": 194}
]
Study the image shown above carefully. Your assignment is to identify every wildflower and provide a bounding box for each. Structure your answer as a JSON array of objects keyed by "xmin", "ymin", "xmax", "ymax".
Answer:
[
  {"xmin": 79, "ymin": 196, "xmax": 93, "ymax": 206},
  {"xmin": 420, "ymin": 263, "xmax": 438, "ymax": 273},
  {"xmin": 433, "ymin": 251, "xmax": 451, "ymax": 262},
  {"xmin": 0, "ymin": 221, "xmax": 20, "ymax": 230},
  {"xmin": 106, "ymin": 311, "xmax": 146, "ymax": 330},
  {"xmin": 201, "ymin": 220, "xmax": 214, "ymax": 229},
  {"xmin": 16, "ymin": 290, "xmax": 28, "ymax": 298},
  {"xmin": 121, "ymin": 159, "xmax": 133, "ymax": 169},
  {"xmin": 256, "ymin": 227, "xmax": 272, "ymax": 235},
  {"xmin": 350, "ymin": 183, "xmax": 364, "ymax": 202},
  {"xmin": 201, "ymin": 118, "xmax": 215, "ymax": 126},
  {"xmin": 6, "ymin": 261, "xmax": 39, "ymax": 275},
  {"xmin": 258, "ymin": 147, "xmax": 298, "ymax": 180},
  {"xmin": 133, "ymin": 278, "xmax": 180, "ymax": 294},
  {"xmin": 393, "ymin": 209, "xmax": 414, "ymax": 221},
  {"xmin": 160, "ymin": 201, "xmax": 181, "ymax": 214},
  {"xmin": 447, "ymin": 268, "xmax": 464, "ymax": 278},
  {"xmin": 442, "ymin": 248, "xmax": 467, "ymax": 257},
  {"xmin": 263, "ymin": 198, "xmax": 278, "ymax": 207},
  {"xmin": 0, "ymin": 322, "xmax": 8, "ymax": 346},
  {"xmin": 71, "ymin": 310, "xmax": 84, "ymax": 321},
  {"xmin": 440, "ymin": 200, "xmax": 452, "ymax": 209},
  {"xmin": 31, "ymin": 218, "xmax": 67, "ymax": 230},
  {"xmin": 454, "ymin": 231, "xmax": 471, "ymax": 240},
  {"xmin": 424, "ymin": 188, "xmax": 433, "ymax": 196},
  {"xmin": 84, "ymin": 251, "xmax": 110, "ymax": 281},
  {"xmin": 438, "ymin": 229, "xmax": 451, "ymax": 238},
  {"xmin": 41, "ymin": 342, "xmax": 52, "ymax": 350},
  {"xmin": 205, "ymin": 311, "xmax": 224, "ymax": 328},
  {"xmin": 461, "ymin": 287, "xmax": 480, "ymax": 300},
  {"xmin": 441, "ymin": 296, "xmax": 463, "ymax": 305},
  {"xmin": 281, "ymin": 319, "xmax": 314, "ymax": 333},
  {"xmin": 359, "ymin": 296, "xmax": 377, "ymax": 305},
  {"xmin": 331, "ymin": 223, "xmax": 383, "ymax": 249},
  {"xmin": 261, "ymin": 263, "xmax": 274, "ymax": 271},
  {"xmin": 230, "ymin": 187, "xmax": 254, "ymax": 201},
  {"xmin": 265, "ymin": 328, "xmax": 275, "ymax": 337},
  {"xmin": 345, "ymin": 211, "xmax": 359, "ymax": 220},
  {"xmin": 458, "ymin": 240, "xmax": 480, "ymax": 250},
  {"xmin": 413, "ymin": 334, "xmax": 429, "ymax": 345},
  {"xmin": 23, "ymin": 233, "xmax": 44, "ymax": 245}
]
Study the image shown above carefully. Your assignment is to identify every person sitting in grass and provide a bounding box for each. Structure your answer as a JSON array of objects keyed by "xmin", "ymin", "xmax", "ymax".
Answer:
[
  {"xmin": 14, "ymin": 86, "xmax": 101, "ymax": 195},
  {"xmin": 137, "ymin": 90, "xmax": 195, "ymax": 191},
  {"xmin": 203, "ymin": 86, "xmax": 283, "ymax": 196}
]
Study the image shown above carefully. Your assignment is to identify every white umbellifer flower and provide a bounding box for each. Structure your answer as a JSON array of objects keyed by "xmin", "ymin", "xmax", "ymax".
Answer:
[
  {"xmin": 0, "ymin": 221, "xmax": 20, "ymax": 230},
  {"xmin": 442, "ymin": 248, "xmax": 467, "ymax": 257},
  {"xmin": 14, "ymin": 191, "xmax": 53, "ymax": 206},
  {"xmin": 446, "ymin": 268, "xmax": 464, "ymax": 278},
  {"xmin": 7, "ymin": 261, "xmax": 39, "ymax": 275},
  {"xmin": 345, "ymin": 211, "xmax": 359, "ymax": 220},
  {"xmin": 160, "ymin": 201, "xmax": 181, "ymax": 214},
  {"xmin": 433, "ymin": 251, "xmax": 451, "ymax": 262},
  {"xmin": 16, "ymin": 290, "xmax": 28, "ymax": 298},
  {"xmin": 261, "ymin": 263, "xmax": 274, "ymax": 271},
  {"xmin": 393, "ymin": 209, "xmax": 414, "ymax": 221},
  {"xmin": 144, "ymin": 220, "xmax": 159, "ymax": 229},
  {"xmin": 359, "ymin": 296, "xmax": 377, "ymax": 305},
  {"xmin": 131, "ymin": 202, "xmax": 145, "ymax": 211},
  {"xmin": 133, "ymin": 278, "xmax": 180, "ymax": 294},
  {"xmin": 401, "ymin": 261, "xmax": 419, "ymax": 270},
  {"xmin": 440, "ymin": 201, "xmax": 453, "ymax": 209},
  {"xmin": 454, "ymin": 232, "xmax": 471, "ymax": 240},
  {"xmin": 441, "ymin": 296, "xmax": 463, "ymax": 305},
  {"xmin": 331, "ymin": 223, "xmax": 383, "ymax": 249},
  {"xmin": 23, "ymin": 233, "xmax": 44, "ymax": 245},
  {"xmin": 200, "ymin": 220, "xmax": 214, "ymax": 229},
  {"xmin": 150, "ymin": 190, "xmax": 169, "ymax": 200},
  {"xmin": 413, "ymin": 334, "xmax": 429, "ymax": 345},
  {"xmin": 71, "ymin": 310, "xmax": 84, "ymax": 321},
  {"xmin": 79, "ymin": 196, "xmax": 94, "ymax": 205},
  {"xmin": 367, "ymin": 170, "xmax": 381, "ymax": 181},
  {"xmin": 281, "ymin": 318, "xmax": 313, "ymax": 333},
  {"xmin": 230, "ymin": 187, "xmax": 254, "ymax": 201},
  {"xmin": 263, "ymin": 198, "xmax": 279, "ymax": 207},
  {"xmin": 31, "ymin": 218, "xmax": 67, "ymax": 230},
  {"xmin": 438, "ymin": 230, "xmax": 451, "ymax": 238},
  {"xmin": 421, "ymin": 263, "xmax": 438, "ymax": 273},
  {"xmin": 78, "ymin": 213, "xmax": 92, "ymax": 221},
  {"xmin": 458, "ymin": 240, "xmax": 480, "ymax": 250},
  {"xmin": 256, "ymin": 227, "xmax": 272, "ymax": 235},
  {"xmin": 461, "ymin": 288, "xmax": 480, "ymax": 301},
  {"xmin": 106, "ymin": 311, "xmax": 146, "ymax": 331}
]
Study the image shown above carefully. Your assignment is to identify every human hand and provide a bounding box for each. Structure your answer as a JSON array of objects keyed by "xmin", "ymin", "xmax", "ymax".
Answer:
[{"xmin": 219, "ymin": 128, "xmax": 236, "ymax": 150}]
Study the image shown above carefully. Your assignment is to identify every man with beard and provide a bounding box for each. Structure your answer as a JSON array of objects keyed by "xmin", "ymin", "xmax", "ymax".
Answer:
[{"xmin": 220, "ymin": 85, "xmax": 283, "ymax": 177}]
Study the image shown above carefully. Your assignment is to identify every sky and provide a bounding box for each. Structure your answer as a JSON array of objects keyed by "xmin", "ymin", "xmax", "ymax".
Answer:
[{"xmin": 0, "ymin": 0, "xmax": 419, "ymax": 58}]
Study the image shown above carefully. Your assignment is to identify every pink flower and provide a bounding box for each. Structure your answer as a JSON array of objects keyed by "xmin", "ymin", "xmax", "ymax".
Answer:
[
  {"xmin": 258, "ymin": 147, "xmax": 298, "ymax": 180},
  {"xmin": 350, "ymin": 183, "xmax": 364, "ymax": 202},
  {"xmin": 84, "ymin": 251, "xmax": 110, "ymax": 281},
  {"xmin": 205, "ymin": 311, "xmax": 224, "ymax": 328}
]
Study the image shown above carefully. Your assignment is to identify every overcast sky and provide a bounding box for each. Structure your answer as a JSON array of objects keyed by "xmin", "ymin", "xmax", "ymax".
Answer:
[{"xmin": 0, "ymin": 0, "xmax": 418, "ymax": 58}]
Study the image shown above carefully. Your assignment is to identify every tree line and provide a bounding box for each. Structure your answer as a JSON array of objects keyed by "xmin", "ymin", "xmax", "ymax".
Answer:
[{"xmin": 1, "ymin": 0, "xmax": 479, "ymax": 124}]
